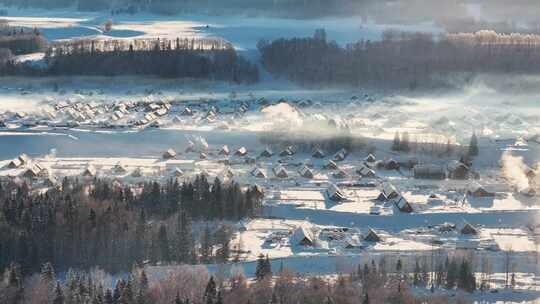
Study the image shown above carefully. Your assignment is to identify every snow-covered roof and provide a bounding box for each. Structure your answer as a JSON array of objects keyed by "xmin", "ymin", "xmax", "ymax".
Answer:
[
  {"xmin": 260, "ymin": 147, "xmax": 273, "ymax": 157},
  {"xmin": 392, "ymin": 195, "xmax": 413, "ymax": 213},
  {"xmin": 356, "ymin": 165, "xmax": 375, "ymax": 177},
  {"xmin": 323, "ymin": 160, "xmax": 338, "ymax": 169},
  {"xmin": 18, "ymin": 153, "xmax": 30, "ymax": 164},
  {"xmin": 364, "ymin": 154, "xmax": 376, "ymax": 162},
  {"xmin": 7, "ymin": 158, "xmax": 22, "ymax": 168},
  {"xmin": 298, "ymin": 165, "xmax": 314, "ymax": 178},
  {"xmin": 273, "ymin": 165, "xmax": 288, "ymax": 178},
  {"xmin": 279, "ymin": 146, "xmax": 294, "ymax": 157},
  {"xmin": 312, "ymin": 149, "xmax": 325, "ymax": 158},
  {"xmin": 334, "ymin": 151, "xmax": 346, "ymax": 161},
  {"xmin": 219, "ymin": 145, "xmax": 230, "ymax": 155},
  {"xmin": 163, "ymin": 148, "xmax": 177, "ymax": 159},
  {"xmin": 173, "ymin": 167, "xmax": 184, "ymax": 177},
  {"xmin": 327, "ymin": 183, "xmax": 346, "ymax": 201},
  {"xmin": 333, "ymin": 168, "xmax": 348, "ymax": 179},
  {"xmin": 381, "ymin": 182, "xmax": 399, "ymax": 199},
  {"xmin": 235, "ymin": 147, "xmax": 248, "ymax": 156},
  {"xmin": 291, "ymin": 225, "xmax": 315, "ymax": 246},
  {"xmin": 364, "ymin": 228, "xmax": 382, "ymax": 242},
  {"xmin": 251, "ymin": 167, "xmax": 267, "ymax": 178},
  {"xmin": 83, "ymin": 165, "xmax": 97, "ymax": 177},
  {"xmin": 113, "ymin": 162, "xmax": 128, "ymax": 174}
]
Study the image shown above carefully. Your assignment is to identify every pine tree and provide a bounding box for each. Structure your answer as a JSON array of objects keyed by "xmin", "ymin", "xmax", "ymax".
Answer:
[
  {"xmin": 41, "ymin": 262, "xmax": 56, "ymax": 285},
  {"xmin": 255, "ymin": 254, "xmax": 267, "ymax": 281},
  {"xmin": 53, "ymin": 281, "xmax": 65, "ymax": 304},
  {"xmin": 401, "ymin": 131, "xmax": 410, "ymax": 152},
  {"xmin": 468, "ymin": 132, "xmax": 479, "ymax": 156},
  {"xmin": 511, "ymin": 273, "xmax": 516, "ymax": 289},
  {"xmin": 176, "ymin": 210, "xmax": 194, "ymax": 263},
  {"xmin": 446, "ymin": 259, "xmax": 457, "ymax": 289},
  {"xmin": 264, "ymin": 255, "xmax": 272, "ymax": 278},
  {"xmin": 157, "ymin": 225, "xmax": 170, "ymax": 262},
  {"xmin": 200, "ymin": 225, "xmax": 213, "ymax": 263},
  {"xmin": 204, "ymin": 276, "xmax": 217, "ymax": 304},
  {"xmin": 392, "ymin": 132, "xmax": 401, "ymax": 151},
  {"xmin": 413, "ymin": 260, "xmax": 421, "ymax": 287},
  {"xmin": 104, "ymin": 289, "xmax": 114, "ymax": 304},
  {"xmin": 215, "ymin": 290, "xmax": 223, "ymax": 304}
]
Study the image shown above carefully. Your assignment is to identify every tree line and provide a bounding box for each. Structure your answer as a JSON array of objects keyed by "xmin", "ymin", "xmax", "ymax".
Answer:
[
  {"xmin": 2, "ymin": 37, "xmax": 259, "ymax": 83},
  {"xmin": 0, "ymin": 175, "xmax": 263, "ymax": 275},
  {"xmin": 0, "ymin": 253, "xmax": 492, "ymax": 304},
  {"xmin": 258, "ymin": 29, "xmax": 540, "ymax": 89},
  {"xmin": 0, "ymin": 26, "xmax": 47, "ymax": 63}
]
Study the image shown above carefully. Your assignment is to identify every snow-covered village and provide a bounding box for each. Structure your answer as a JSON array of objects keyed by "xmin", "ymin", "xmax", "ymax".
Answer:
[{"xmin": 0, "ymin": 1, "xmax": 540, "ymax": 304}]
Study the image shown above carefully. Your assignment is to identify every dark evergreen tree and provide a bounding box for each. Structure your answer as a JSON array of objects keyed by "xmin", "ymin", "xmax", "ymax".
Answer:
[
  {"xmin": 468, "ymin": 132, "xmax": 479, "ymax": 157},
  {"xmin": 392, "ymin": 132, "xmax": 401, "ymax": 151},
  {"xmin": 53, "ymin": 281, "xmax": 65, "ymax": 304},
  {"xmin": 203, "ymin": 276, "xmax": 217, "ymax": 304}
]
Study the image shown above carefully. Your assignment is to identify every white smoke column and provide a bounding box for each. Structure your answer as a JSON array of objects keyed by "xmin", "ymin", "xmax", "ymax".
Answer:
[
  {"xmin": 261, "ymin": 102, "xmax": 303, "ymax": 128},
  {"xmin": 501, "ymin": 151, "xmax": 530, "ymax": 191},
  {"xmin": 44, "ymin": 148, "xmax": 57, "ymax": 160},
  {"xmin": 186, "ymin": 135, "xmax": 208, "ymax": 152}
]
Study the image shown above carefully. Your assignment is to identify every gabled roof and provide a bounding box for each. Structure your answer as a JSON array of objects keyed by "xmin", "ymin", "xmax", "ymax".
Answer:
[
  {"xmin": 7, "ymin": 158, "xmax": 22, "ymax": 168},
  {"xmin": 381, "ymin": 182, "xmax": 399, "ymax": 199},
  {"xmin": 312, "ymin": 149, "xmax": 325, "ymax": 159},
  {"xmin": 113, "ymin": 163, "xmax": 128, "ymax": 174},
  {"xmin": 21, "ymin": 166, "xmax": 41, "ymax": 178},
  {"xmin": 364, "ymin": 228, "xmax": 382, "ymax": 242},
  {"xmin": 291, "ymin": 225, "xmax": 315, "ymax": 246},
  {"xmin": 298, "ymin": 165, "xmax": 314, "ymax": 178},
  {"xmin": 173, "ymin": 167, "xmax": 184, "ymax": 177},
  {"xmin": 392, "ymin": 195, "xmax": 413, "ymax": 213},
  {"xmin": 356, "ymin": 165, "xmax": 376, "ymax": 177},
  {"xmin": 327, "ymin": 183, "xmax": 346, "ymax": 201},
  {"xmin": 219, "ymin": 145, "xmax": 230, "ymax": 155},
  {"xmin": 82, "ymin": 165, "xmax": 97, "ymax": 177},
  {"xmin": 334, "ymin": 151, "xmax": 346, "ymax": 161},
  {"xmin": 460, "ymin": 222, "xmax": 478, "ymax": 235},
  {"xmin": 273, "ymin": 165, "xmax": 288, "ymax": 178},
  {"xmin": 447, "ymin": 160, "xmax": 469, "ymax": 171},
  {"xmin": 279, "ymin": 146, "xmax": 294, "ymax": 157},
  {"xmin": 163, "ymin": 148, "xmax": 177, "ymax": 159},
  {"xmin": 323, "ymin": 160, "xmax": 338, "ymax": 170},
  {"xmin": 333, "ymin": 168, "xmax": 349, "ymax": 179},
  {"xmin": 235, "ymin": 147, "xmax": 248, "ymax": 156},
  {"xmin": 251, "ymin": 167, "xmax": 267, "ymax": 178},
  {"xmin": 364, "ymin": 154, "xmax": 376, "ymax": 162},
  {"xmin": 18, "ymin": 153, "xmax": 30, "ymax": 164},
  {"xmin": 260, "ymin": 147, "xmax": 273, "ymax": 157},
  {"xmin": 180, "ymin": 107, "xmax": 193, "ymax": 116}
]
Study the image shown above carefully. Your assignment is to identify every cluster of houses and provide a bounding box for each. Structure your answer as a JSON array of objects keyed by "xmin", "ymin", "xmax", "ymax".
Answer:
[
  {"xmin": 288, "ymin": 224, "xmax": 384, "ymax": 249},
  {"xmin": 413, "ymin": 160, "xmax": 471, "ymax": 180},
  {"xmin": 283, "ymin": 219, "xmax": 483, "ymax": 252}
]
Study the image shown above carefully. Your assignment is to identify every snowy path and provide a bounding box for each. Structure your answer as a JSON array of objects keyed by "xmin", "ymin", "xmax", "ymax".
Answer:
[{"xmin": 265, "ymin": 204, "xmax": 540, "ymax": 231}]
